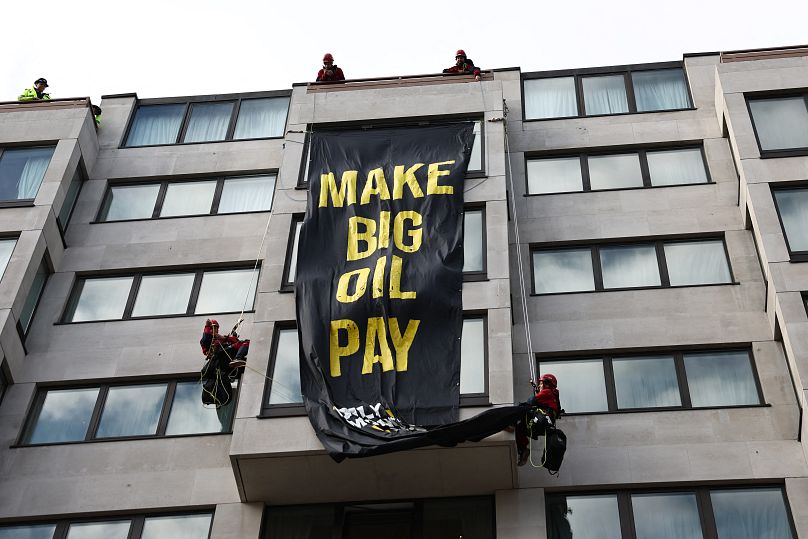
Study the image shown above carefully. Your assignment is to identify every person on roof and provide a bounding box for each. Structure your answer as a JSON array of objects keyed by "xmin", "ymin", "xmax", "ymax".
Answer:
[
  {"xmin": 199, "ymin": 319, "xmax": 249, "ymax": 409},
  {"xmin": 91, "ymin": 105, "xmax": 102, "ymax": 127},
  {"xmin": 316, "ymin": 53, "xmax": 345, "ymax": 82},
  {"xmin": 515, "ymin": 373, "xmax": 561, "ymax": 466},
  {"xmin": 442, "ymin": 50, "xmax": 481, "ymax": 81},
  {"xmin": 18, "ymin": 78, "xmax": 51, "ymax": 101}
]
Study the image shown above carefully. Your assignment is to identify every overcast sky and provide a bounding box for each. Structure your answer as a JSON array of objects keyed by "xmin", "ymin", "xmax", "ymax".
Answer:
[{"xmin": 2, "ymin": 0, "xmax": 807, "ymax": 104}]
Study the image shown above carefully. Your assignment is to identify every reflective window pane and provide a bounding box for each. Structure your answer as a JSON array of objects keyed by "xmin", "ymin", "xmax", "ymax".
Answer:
[
  {"xmin": 58, "ymin": 167, "xmax": 83, "ymax": 229},
  {"xmin": 468, "ymin": 121, "xmax": 482, "ymax": 171},
  {"xmin": 631, "ymin": 493, "xmax": 703, "ymax": 539},
  {"xmin": 286, "ymin": 220, "xmax": 303, "ymax": 283},
  {"xmin": 524, "ymin": 77, "xmax": 578, "ymax": 119},
  {"xmin": 0, "ymin": 524, "xmax": 57, "ymax": 539},
  {"xmin": 125, "ymin": 104, "xmax": 185, "ymax": 146},
  {"xmin": 546, "ymin": 495, "xmax": 621, "ymax": 539},
  {"xmin": 664, "ymin": 240, "xmax": 731, "ymax": 286},
  {"xmin": 195, "ymin": 269, "xmax": 258, "ymax": 314},
  {"xmin": 460, "ymin": 318, "xmax": 485, "ymax": 394},
  {"xmin": 131, "ymin": 273, "xmax": 195, "ymax": 317},
  {"xmin": 684, "ymin": 351, "xmax": 759, "ymax": 407},
  {"xmin": 141, "ymin": 514, "xmax": 212, "ymax": 539},
  {"xmin": 233, "ymin": 97, "xmax": 289, "ymax": 139},
  {"xmin": 265, "ymin": 506, "xmax": 336, "ymax": 538},
  {"xmin": 711, "ymin": 488, "xmax": 794, "ymax": 539},
  {"xmin": 647, "ymin": 148, "xmax": 708, "ymax": 186},
  {"xmin": 182, "ymin": 102, "xmax": 234, "ymax": 143},
  {"xmin": 0, "ymin": 147, "xmax": 54, "ymax": 200},
  {"xmin": 774, "ymin": 189, "xmax": 808, "ymax": 252},
  {"xmin": 267, "ymin": 328, "xmax": 303, "ymax": 405},
  {"xmin": 539, "ymin": 359, "xmax": 607, "ymax": 413},
  {"xmin": 26, "ymin": 388, "xmax": 99, "ymax": 444},
  {"xmin": 96, "ymin": 384, "xmax": 167, "ymax": 438},
  {"xmin": 0, "ymin": 239, "xmax": 16, "ymax": 281},
  {"xmin": 167, "ymin": 381, "xmax": 234, "ymax": 434},
  {"xmin": 526, "ymin": 157, "xmax": 583, "ymax": 194},
  {"xmin": 534, "ymin": 249, "xmax": 595, "ymax": 294},
  {"xmin": 101, "ymin": 184, "xmax": 160, "ymax": 221},
  {"xmin": 588, "ymin": 153, "xmax": 643, "ymax": 190},
  {"xmin": 422, "ymin": 497, "xmax": 494, "ymax": 538},
  {"xmin": 749, "ymin": 97, "xmax": 808, "ymax": 151},
  {"xmin": 464, "ymin": 209, "xmax": 484, "ymax": 273},
  {"xmin": 632, "ymin": 69, "xmax": 691, "ymax": 112},
  {"xmin": 66, "ymin": 521, "xmax": 131, "ymax": 539},
  {"xmin": 613, "ymin": 355, "xmax": 681, "ymax": 409},
  {"xmin": 68, "ymin": 277, "xmax": 133, "ymax": 322},
  {"xmin": 600, "ymin": 245, "xmax": 661, "ymax": 289},
  {"xmin": 218, "ymin": 175, "xmax": 275, "ymax": 213},
  {"xmin": 583, "ymin": 75, "xmax": 629, "ymax": 115},
  {"xmin": 160, "ymin": 181, "xmax": 216, "ymax": 217},
  {"xmin": 20, "ymin": 259, "xmax": 48, "ymax": 334}
]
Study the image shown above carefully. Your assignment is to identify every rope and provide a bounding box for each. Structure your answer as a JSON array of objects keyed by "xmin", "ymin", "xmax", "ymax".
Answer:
[
  {"xmin": 211, "ymin": 339, "xmax": 302, "ymax": 403},
  {"xmin": 233, "ymin": 209, "xmax": 273, "ymax": 332}
]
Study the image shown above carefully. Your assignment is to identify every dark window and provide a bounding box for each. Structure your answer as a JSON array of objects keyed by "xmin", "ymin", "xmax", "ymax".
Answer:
[
  {"xmin": 526, "ymin": 146, "xmax": 709, "ymax": 194},
  {"xmin": 63, "ymin": 267, "xmax": 258, "ymax": 323},
  {"xmin": 281, "ymin": 216, "xmax": 304, "ymax": 290},
  {"xmin": 21, "ymin": 381, "xmax": 233, "ymax": 445},
  {"xmin": 0, "ymin": 368, "xmax": 8, "ymax": 407},
  {"xmin": 748, "ymin": 95, "xmax": 808, "ymax": 154},
  {"xmin": 19, "ymin": 257, "xmax": 50, "ymax": 337},
  {"xmin": 532, "ymin": 238, "xmax": 732, "ymax": 294},
  {"xmin": 772, "ymin": 187, "xmax": 808, "ymax": 257},
  {"xmin": 0, "ymin": 513, "xmax": 214, "ymax": 539},
  {"xmin": 538, "ymin": 349, "xmax": 762, "ymax": 414},
  {"xmin": 0, "ymin": 146, "xmax": 54, "ymax": 202},
  {"xmin": 0, "ymin": 239, "xmax": 17, "ymax": 282},
  {"xmin": 57, "ymin": 166, "xmax": 84, "ymax": 232},
  {"xmin": 98, "ymin": 174, "xmax": 276, "ymax": 222}
]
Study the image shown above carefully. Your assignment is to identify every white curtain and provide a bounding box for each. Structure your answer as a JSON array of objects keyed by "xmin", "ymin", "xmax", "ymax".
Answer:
[
  {"xmin": 664, "ymin": 241, "xmax": 731, "ymax": 286},
  {"xmin": 16, "ymin": 149, "xmax": 53, "ymax": 199},
  {"xmin": 126, "ymin": 104, "xmax": 185, "ymax": 146},
  {"xmin": 749, "ymin": 97, "xmax": 808, "ymax": 151},
  {"xmin": 774, "ymin": 189, "xmax": 808, "ymax": 251},
  {"xmin": 633, "ymin": 69, "xmax": 690, "ymax": 112},
  {"xmin": 233, "ymin": 97, "xmax": 289, "ymax": 139},
  {"xmin": 540, "ymin": 359, "xmax": 608, "ymax": 413},
  {"xmin": 711, "ymin": 489, "xmax": 794, "ymax": 539},
  {"xmin": 600, "ymin": 245, "xmax": 661, "ymax": 288},
  {"xmin": 613, "ymin": 356, "xmax": 681, "ymax": 409},
  {"xmin": 183, "ymin": 102, "xmax": 233, "ymax": 143},
  {"xmin": 583, "ymin": 75, "xmax": 628, "ymax": 115},
  {"xmin": 533, "ymin": 249, "xmax": 595, "ymax": 293},
  {"xmin": 218, "ymin": 175, "xmax": 276, "ymax": 213},
  {"xmin": 524, "ymin": 77, "xmax": 578, "ymax": 119},
  {"xmin": 647, "ymin": 148, "xmax": 708, "ymax": 186},
  {"xmin": 684, "ymin": 351, "xmax": 758, "ymax": 407},
  {"xmin": 131, "ymin": 274, "xmax": 195, "ymax": 316},
  {"xmin": 632, "ymin": 494, "xmax": 703, "ymax": 539}
]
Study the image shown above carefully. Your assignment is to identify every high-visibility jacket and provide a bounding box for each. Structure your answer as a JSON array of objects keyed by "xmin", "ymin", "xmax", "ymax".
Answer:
[{"xmin": 18, "ymin": 86, "xmax": 50, "ymax": 101}]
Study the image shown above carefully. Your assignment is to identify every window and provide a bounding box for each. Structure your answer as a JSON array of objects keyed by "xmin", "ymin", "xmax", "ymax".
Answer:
[
  {"xmin": 463, "ymin": 207, "xmax": 485, "ymax": 274},
  {"xmin": 748, "ymin": 95, "xmax": 808, "ymax": 154},
  {"xmin": 773, "ymin": 187, "xmax": 808, "ymax": 256},
  {"xmin": 532, "ymin": 238, "xmax": 732, "ymax": 294},
  {"xmin": 0, "ymin": 238, "xmax": 16, "ymax": 281},
  {"xmin": 21, "ymin": 381, "xmax": 233, "ymax": 445},
  {"xmin": 523, "ymin": 66, "xmax": 691, "ymax": 120},
  {"xmin": 281, "ymin": 216, "xmax": 304, "ymax": 290},
  {"xmin": 547, "ymin": 487, "xmax": 795, "ymax": 539},
  {"xmin": 526, "ymin": 146, "xmax": 709, "ymax": 194},
  {"xmin": 539, "ymin": 349, "xmax": 761, "ymax": 414},
  {"xmin": 57, "ymin": 166, "xmax": 84, "ymax": 232},
  {"xmin": 19, "ymin": 257, "xmax": 50, "ymax": 336},
  {"xmin": 63, "ymin": 267, "xmax": 258, "ymax": 322},
  {"xmin": 461, "ymin": 316, "xmax": 486, "ymax": 396},
  {"xmin": 124, "ymin": 95, "xmax": 289, "ymax": 147},
  {"xmin": 0, "ymin": 146, "xmax": 54, "ymax": 202},
  {"xmin": 0, "ymin": 513, "xmax": 213, "ymax": 539},
  {"xmin": 468, "ymin": 120, "xmax": 483, "ymax": 172},
  {"xmin": 0, "ymin": 369, "xmax": 8, "ymax": 407}
]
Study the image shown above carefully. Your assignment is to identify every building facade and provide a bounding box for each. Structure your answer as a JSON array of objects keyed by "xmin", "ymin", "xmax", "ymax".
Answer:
[{"xmin": 1, "ymin": 46, "xmax": 808, "ymax": 537}]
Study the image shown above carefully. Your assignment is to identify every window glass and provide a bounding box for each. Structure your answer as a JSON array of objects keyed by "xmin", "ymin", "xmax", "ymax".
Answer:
[
  {"xmin": 588, "ymin": 153, "xmax": 643, "ymax": 190},
  {"xmin": 66, "ymin": 521, "xmax": 131, "ymax": 539},
  {"xmin": 287, "ymin": 220, "xmax": 303, "ymax": 283},
  {"xmin": 460, "ymin": 318, "xmax": 485, "ymax": 394},
  {"xmin": 533, "ymin": 249, "xmax": 595, "ymax": 293},
  {"xmin": 546, "ymin": 495, "xmax": 622, "ymax": 539},
  {"xmin": 632, "ymin": 69, "xmax": 690, "ymax": 112},
  {"xmin": 68, "ymin": 277, "xmax": 133, "ymax": 322},
  {"xmin": 526, "ymin": 157, "xmax": 583, "ymax": 194},
  {"xmin": 160, "ymin": 181, "xmax": 216, "ymax": 217},
  {"xmin": 613, "ymin": 355, "xmax": 681, "ymax": 409},
  {"xmin": 631, "ymin": 493, "xmax": 703, "ymax": 539},
  {"xmin": 58, "ymin": 167, "xmax": 83, "ymax": 229},
  {"xmin": 96, "ymin": 384, "xmax": 167, "ymax": 438},
  {"xmin": 647, "ymin": 148, "xmax": 708, "ymax": 186},
  {"xmin": 463, "ymin": 209, "xmax": 484, "ymax": 273},
  {"xmin": 539, "ymin": 359, "xmax": 607, "ymax": 413},
  {"xmin": 218, "ymin": 175, "xmax": 276, "ymax": 213},
  {"xmin": 684, "ymin": 351, "xmax": 759, "ymax": 407},
  {"xmin": 167, "ymin": 381, "xmax": 234, "ymax": 434},
  {"xmin": 125, "ymin": 104, "xmax": 185, "ymax": 146},
  {"xmin": 141, "ymin": 515, "xmax": 212, "ymax": 539},
  {"xmin": 774, "ymin": 189, "xmax": 808, "ymax": 252},
  {"xmin": 26, "ymin": 388, "xmax": 99, "ymax": 444},
  {"xmin": 183, "ymin": 102, "xmax": 234, "ymax": 143},
  {"xmin": 233, "ymin": 97, "xmax": 289, "ymax": 139},
  {"xmin": 195, "ymin": 269, "xmax": 258, "ymax": 314},
  {"xmin": 0, "ymin": 524, "xmax": 57, "ymax": 539},
  {"xmin": 100, "ymin": 184, "xmax": 160, "ymax": 221},
  {"xmin": 267, "ymin": 328, "xmax": 303, "ymax": 405},
  {"xmin": 131, "ymin": 273, "xmax": 195, "ymax": 317},
  {"xmin": 422, "ymin": 497, "xmax": 493, "ymax": 539},
  {"xmin": 711, "ymin": 488, "xmax": 794, "ymax": 539},
  {"xmin": 20, "ymin": 259, "xmax": 48, "ymax": 334},
  {"xmin": 582, "ymin": 75, "xmax": 629, "ymax": 115},
  {"xmin": 524, "ymin": 77, "xmax": 578, "ymax": 119},
  {"xmin": 0, "ymin": 239, "xmax": 16, "ymax": 281},
  {"xmin": 664, "ymin": 240, "xmax": 731, "ymax": 286},
  {"xmin": 264, "ymin": 506, "xmax": 336, "ymax": 538},
  {"xmin": 748, "ymin": 97, "xmax": 808, "ymax": 151},
  {"xmin": 600, "ymin": 245, "xmax": 661, "ymax": 289},
  {"xmin": 0, "ymin": 147, "xmax": 54, "ymax": 200},
  {"xmin": 468, "ymin": 120, "xmax": 482, "ymax": 171}
]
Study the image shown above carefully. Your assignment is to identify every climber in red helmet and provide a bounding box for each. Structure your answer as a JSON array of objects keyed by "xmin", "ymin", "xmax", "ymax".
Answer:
[
  {"xmin": 515, "ymin": 373, "xmax": 561, "ymax": 466},
  {"xmin": 442, "ymin": 49, "xmax": 481, "ymax": 81},
  {"xmin": 316, "ymin": 53, "xmax": 346, "ymax": 82}
]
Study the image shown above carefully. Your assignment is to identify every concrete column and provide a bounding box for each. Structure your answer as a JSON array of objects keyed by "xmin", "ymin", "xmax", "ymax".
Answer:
[
  {"xmin": 209, "ymin": 502, "xmax": 264, "ymax": 539},
  {"xmin": 495, "ymin": 488, "xmax": 545, "ymax": 539}
]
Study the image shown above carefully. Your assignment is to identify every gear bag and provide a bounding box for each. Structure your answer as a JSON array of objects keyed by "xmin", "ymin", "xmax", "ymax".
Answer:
[
  {"xmin": 200, "ymin": 353, "xmax": 235, "ymax": 407},
  {"xmin": 541, "ymin": 428, "xmax": 567, "ymax": 473}
]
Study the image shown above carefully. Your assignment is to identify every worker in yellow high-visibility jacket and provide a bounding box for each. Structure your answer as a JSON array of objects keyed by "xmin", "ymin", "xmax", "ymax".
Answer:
[{"xmin": 18, "ymin": 78, "xmax": 50, "ymax": 101}]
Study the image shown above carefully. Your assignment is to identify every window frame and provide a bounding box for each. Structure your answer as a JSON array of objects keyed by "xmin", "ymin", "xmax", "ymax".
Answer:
[
  {"xmin": 0, "ymin": 363, "xmax": 8, "ymax": 407},
  {"xmin": 771, "ymin": 183, "xmax": 808, "ymax": 261},
  {"xmin": 260, "ymin": 322, "xmax": 305, "ymax": 417},
  {"xmin": 121, "ymin": 90, "xmax": 291, "ymax": 148},
  {"xmin": 521, "ymin": 62, "xmax": 694, "ymax": 121},
  {"xmin": 745, "ymin": 91, "xmax": 808, "ymax": 158},
  {"xmin": 530, "ymin": 235, "xmax": 736, "ymax": 295},
  {"xmin": 280, "ymin": 214, "xmax": 304, "ymax": 292},
  {"xmin": 0, "ymin": 145, "xmax": 57, "ymax": 207},
  {"xmin": 524, "ymin": 143, "xmax": 711, "ymax": 196},
  {"xmin": 459, "ymin": 312, "xmax": 490, "ymax": 406},
  {"xmin": 462, "ymin": 204, "xmax": 488, "ymax": 281},
  {"xmin": 537, "ymin": 346, "xmax": 765, "ymax": 415},
  {"xmin": 16, "ymin": 253, "xmax": 52, "ymax": 343},
  {"xmin": 56, "ymin": 160, "xmax": 86, "ymax": 236},
  {"xmin": 61, "ymin": 265, "xmax": 259, "ymax": 324}
]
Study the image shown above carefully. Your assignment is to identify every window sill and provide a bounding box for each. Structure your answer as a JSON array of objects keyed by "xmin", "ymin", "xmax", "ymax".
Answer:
[
  {"xmin": 0, "ymin": 199, "xmax": 35, "ymax": 209},
  {"xmin": 522, "ymin": 107, "xmax": 697, "ymax": 122},
  {"xmin": 119, "ymin": 135, "xmax": 285, "ymax": 150},
  {"xmin": 531, "ymin": 282, "xmax": 740, "ymax": 297},
  {"xmin": 524, "ymin": 181, "xmax": 713, "ymax": 197},
  {"xmin": 758, "ymin": 149, "xmax": 808, "ymax": 159},
  {"xmin": 10, "ymin": 430, "xmax": 233, "ymax": 448},
  {"xmin": 559, "ymin": 402, "xmax": 770, "ymax": 417},
  {"xmin": 56, "ymin": 310, "xmax": 255, "ymax": 325},
  {"xmin": 90, "ymin": 209, "xmax": 271, "ymax": 225},
  {"xmin": 258, "ymin": 397, "xmax": 491, "ymax": 418}
]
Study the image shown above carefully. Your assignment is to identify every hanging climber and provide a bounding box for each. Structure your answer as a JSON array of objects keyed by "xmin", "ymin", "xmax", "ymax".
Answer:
[
  {"xmin": 442, "ymin": 50, "xmax": 481, "ymax": 81},
  {"xmin": 316, "ymin": 53, "xmax": 346, "ymax": 82},
  {"xmin": 199, "ymin": 319, "xmax": 249, "ymax": 408},
  {"xmin": 515, "ymin": 373, "xmax": 561, "ymax": 466},
  {"xmin": 18, "ymin": 78, "xmax": 51, "ymax": 101}
]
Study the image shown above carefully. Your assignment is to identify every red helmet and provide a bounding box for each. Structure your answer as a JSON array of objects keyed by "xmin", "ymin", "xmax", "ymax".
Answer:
[
  {"xmin": 455, "ymin": 49, "xmax": 466, "ymax": 58},
  {"xmin": 209, "ymin": 319, "xmax": 219, "ymax": 327},
  {"xmin": 540, "ymin": 374, "xmax": 557, "ymax": 388},
  {"xmin": 323, "ymin": 53, "xmax": 334, "ymax": 62}
]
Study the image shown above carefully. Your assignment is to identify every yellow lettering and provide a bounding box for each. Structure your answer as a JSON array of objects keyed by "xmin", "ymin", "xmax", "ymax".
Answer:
[
  {"xmin": 427, "ymin": 160, "xmax": 455, "ymax": 195},
  {"xmin": 347, "ymin": 217, "xmax": 378, "ymax": 261},
  {"xmin": 329, "ymin": 319, "xmax": 359, "ymax": 377},
  {"xmin": 362, "ymin": 317, "xmax": 394, "ymax": 374},
  {"xmin": 389, "ymin": 255, "xmax": 416, "ymax": 299},
  {"xmin": 378, "ymin": 210, "xmax": 390, "ymax": 249},
  {"xmin": 389, "ymin": 318, "xmax": 420, "ymax": 372},
  {"xmin": 372, "ymin": 256, "xmax": 386, "ymax": 299},
  {"xmin": 360, "ymin": 167, "xmax": 391, "ymax": 205},
  {"xmin": 336, "ymin": 268, "xmax": 370, "ymax": 303},
  {"xmin": 393, "ymin": 211, "xmax": 422, "ymax": 253},
  {"xmin": 393, "ymin": 164, "xmax": 425, "ymax": 200},
  {"xmin": 318, "ymin": 170, "xmax": 358, "ymax": 208}
]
